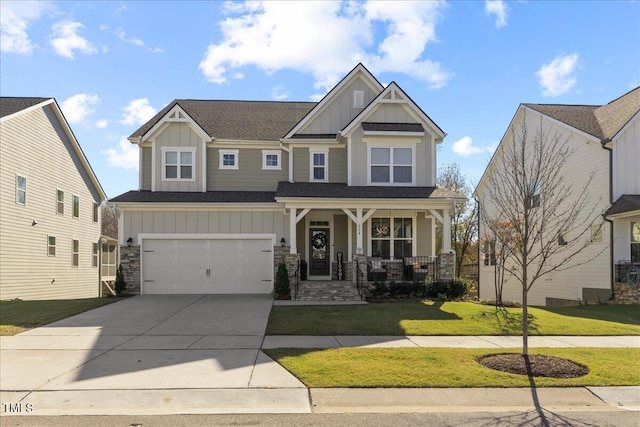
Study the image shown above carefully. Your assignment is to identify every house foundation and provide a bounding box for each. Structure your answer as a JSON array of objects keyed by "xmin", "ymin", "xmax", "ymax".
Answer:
[{"xmin": 120, "ymin": 245, "xmax": 140, "ymax": 295}]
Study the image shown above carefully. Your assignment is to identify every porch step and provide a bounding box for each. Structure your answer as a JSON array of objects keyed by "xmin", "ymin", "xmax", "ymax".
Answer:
[{"xmin": 294, "ymin": 280, "xmax": 364, "ymax": 302}]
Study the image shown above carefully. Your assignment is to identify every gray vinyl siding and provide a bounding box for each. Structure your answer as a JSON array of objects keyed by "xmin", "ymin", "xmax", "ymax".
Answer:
[
  {"xmin": 293, "ymin": 147, "xmax": 309, "ymax": 182},
  {"xmin": 207, "ymin": 148, "xmax": 288, "ymax": 191},
  {"xmin": 0, "ymin": 104, "xmax": 102, "ymax": 300},
  {"xmin": 123, "ymin": 209, "xmax": 288, "ymax": 245},
  {"xmin": 296, "ymin": 220, "xmax": 306, "ymax": 259},
  {"xmin": 416, "ymin": 216, "xmax": 434, "ymax": 257},
  {"xmin": 141, "ymin": 147, "xmax": 152, "ymax": 190},
  {"xmin": 298, "ymin": 78, "xmax": 378, "ymax": 135},
  {"xmin": 329, "ymin": 148, "xmax": 347, "ymax": 183},
  {"xmin": 333, "ymin": 214, "xmax": 348, "ymax": 257},
  {"xmin": 155, "ymin": 123, "xmax": 202, "ymax": 192}
]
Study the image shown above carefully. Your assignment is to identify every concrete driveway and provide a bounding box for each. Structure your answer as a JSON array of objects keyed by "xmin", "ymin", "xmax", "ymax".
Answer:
[{"xmin": 0, "ymin": 295, "xmax": 309, "ymax": 415}]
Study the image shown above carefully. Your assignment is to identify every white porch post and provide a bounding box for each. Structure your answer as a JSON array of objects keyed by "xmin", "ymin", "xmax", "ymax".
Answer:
[
  {"xmin": 289, "ymin": 208, "xmax": 297, "ymax": 254},
  {"xmin": 356, "ymin": 208, "xmax": 363, "ymax": 254},
  {"xmin": 442, "ymin": 208, "xmax": 452, "ymax": 253}
]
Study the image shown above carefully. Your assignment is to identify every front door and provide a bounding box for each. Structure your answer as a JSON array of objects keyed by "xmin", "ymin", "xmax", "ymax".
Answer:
[{"xmin": 309, "ymin": 228, "xmax": 330, "ymax": 276}]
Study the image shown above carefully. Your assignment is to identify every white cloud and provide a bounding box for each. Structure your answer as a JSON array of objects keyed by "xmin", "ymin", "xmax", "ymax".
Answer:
[
  {"xmin": 50, "ymin": 20, "xmax": 97, "ymax": 59},
  {"xmin": 120, "ymin": 98, "xmax": 157, "ymax": 126},
  {"xmin": 95, "ymin": 119, "xmax": 108, "ymax": 129},
  {"xmin": 485, "ymin": 0, "xmax": 507, "ymax": 28},
  {"xmin": 535, "ymin": 53, "xmax": 579, "ymax": 97},
  {"xmin": 271, "ymin": 86, "xmax": 289, "ymax": 101},
  {"xmin": 102, "ymin": 137, "xmax": 139, "ymax": 170},
  {"xmin": 199, "ymin": 1, "xmax": 451, "ymax": 91},
  {"xmin": 60, "ymin": 94, "xmax": 100, "ymax": 124},
  {"xmin": 452, "ymin": 136, "xmax": 494, "ymax": 157},
  {"xmin": 0, "ymin": 1, "xmax": 51, "ymax": 54},
  {"xmin": 115, "ymin": 29, "xmax": 143, "ymax": 47}
]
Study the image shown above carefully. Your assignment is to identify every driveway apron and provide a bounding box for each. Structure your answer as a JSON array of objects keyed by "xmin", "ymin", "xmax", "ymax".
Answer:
[{"xmin": 0, "ymin": 295, "xmax": 308, "ymax": 415}]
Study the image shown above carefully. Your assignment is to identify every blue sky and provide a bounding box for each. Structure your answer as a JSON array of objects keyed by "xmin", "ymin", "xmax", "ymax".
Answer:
[{"xmin": 2, "ymin": 1, "xmax": 639, "ymax": 198}]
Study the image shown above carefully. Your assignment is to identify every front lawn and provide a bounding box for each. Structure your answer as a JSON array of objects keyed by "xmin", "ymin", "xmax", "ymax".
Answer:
[
  {"xmin": 0, "ymin": 297, "xmax": 122, "ymax": 335},
  {"xmin": 265, "ymin": 347, "xmax": 640, "ymax": 388},
  {"xmin": 266, "ymin": 301, "xmax": 640, "ymax": 336}
]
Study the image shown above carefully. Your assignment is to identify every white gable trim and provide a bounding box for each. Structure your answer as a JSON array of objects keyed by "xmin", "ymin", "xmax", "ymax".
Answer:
[
  {"xmin": 0, "ymin": 99, "xmax": 54, "ymax": 123},
  {"xmin": 283, "ymin": 64, "xmax": 384, "ymax": 139},
  {"xmin": 340, "ymin": 82, "xmax": 446, "ymax": 140},
  {"xmin": 139, "ymin": 104, "xmax": 211, "ymax": 142},
  {"xmin": 610, "ymin": 109, "xmax": 640, "ymax": 144}
]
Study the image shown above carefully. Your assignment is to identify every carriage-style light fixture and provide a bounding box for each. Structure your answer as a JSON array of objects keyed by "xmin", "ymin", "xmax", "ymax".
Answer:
[
  {"xmin": 280, "ymin": 237, "xmax": 286, "ymax": 247},
  {"xmin": 126, "ymin": 237, "xmax": 133, "ymax": 248}
]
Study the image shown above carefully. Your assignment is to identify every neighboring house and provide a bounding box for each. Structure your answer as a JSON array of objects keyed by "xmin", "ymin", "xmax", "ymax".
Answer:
[
  {"xmin": 476, "ymin": 87, "xmax": 640, "ymax": 306},
  {"xmin": 110, "ymin": 64, "xmax": 464, "ymax": 295},
  {"xmin": 0, "ymin": 97, "xmax": 107, "ymax": 300}
]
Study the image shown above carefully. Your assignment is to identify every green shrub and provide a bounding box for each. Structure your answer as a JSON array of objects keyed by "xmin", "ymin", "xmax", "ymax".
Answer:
[
  {"xmin": 115, "ymin": 264, "xmax": 126, "ymax": 295},
  {"xmin": 274, "ymin": 262, "xmax": 290, "ymax": 298}
]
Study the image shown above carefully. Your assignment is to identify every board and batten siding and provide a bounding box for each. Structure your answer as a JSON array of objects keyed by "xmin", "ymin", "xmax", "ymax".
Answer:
[
  {"xmin": 297, "ymin": 78, "xmax": 378, "ymax": 135},
  {"xmin": 122, "ymin": 209, "xmax": 288, "ymax": 246},
  {"xmin": 292, "ymin": 147, "xmax": 347, "ymax": 183},
  {"xmin": 207, "ymin": 148, "xmax": 288, "ymax": 191},
  {"xmin": 154, "ymin": 123, "xmax": 203, "ymax": 192},
  {"xmin": 141, "ymin": 146, "xmax": 152, "ymax": 190},
  {"xmin": 612, "ymin": 115, "xmax": 639, "ymax": 200},
  {"xmin": 0, "ymin": 104, "xmax": 102, "ymax": 300},
  {"xmin": 478, "ymin": 111, "xmax": 611, "ymax": 306}
]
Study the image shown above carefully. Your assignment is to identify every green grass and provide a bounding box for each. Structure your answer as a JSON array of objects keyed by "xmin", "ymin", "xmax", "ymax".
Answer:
[
  {"xmin": 0, "ymin": 297, "xmax": 123, "ymax": 335},
  {"xmin": 265, "ymin": 347, "xmax": 640, "ymax": 388},
  {"xmin": 266, "ymin": 301, "xmax": 640, "ymax": 336}
]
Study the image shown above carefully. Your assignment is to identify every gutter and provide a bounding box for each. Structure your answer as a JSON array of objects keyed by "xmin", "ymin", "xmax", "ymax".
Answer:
[
  {"xmin": 475, "ymin": 196, "xmax": 481, "ymax": 299},
  {"xmin": 600, "ymin": 138, "xmax": 615, "ymax": 299}
]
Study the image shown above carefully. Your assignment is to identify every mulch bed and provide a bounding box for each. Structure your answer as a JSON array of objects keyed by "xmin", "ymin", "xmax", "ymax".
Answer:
[{"xmin": 478, "ymin": 354, "xmax": 589, "ymax": 378}]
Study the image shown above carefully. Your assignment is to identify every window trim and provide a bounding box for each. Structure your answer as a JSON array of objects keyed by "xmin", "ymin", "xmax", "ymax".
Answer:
[
  {"xmin": 56, "ymin": 189, "xmax": 64, "ymax": 215},
  {"xmin": 72, "ymin": 239, "xmax": 79, "ymax": 267},
  {"xmin": 92, "ymin": 242, "xmax": 99, "ymax": 268},
  {"xmin": 72, "ymin": 195, "xmax": 80, "ymax": 218},
  {"xmin": 368, "ymin": 215, "xmax": 416, "ymax": 259},
  {"xmin": 48, "ymin": 236, "xmax": 56, "ymax": 257},
  {"xmin": 219, "ymin": 149, "xmax": 239, "ymax": 170},
  {"xmin": 310, "ymin": 150, "xmax": 329, "ymax": 182},
  {"xmin": 483, "ymin": 240, "xmax": 497, "ymax": 266},
  {"xmin": 631, "ymin": 222, "xmax": 640, "ymax": 263},
  {"xmin": 366, "ymin": 144, "xmax": 416, "ymax": 186},
  {"xmin": 15, "ymin": 174, "xmax": 26, "ymax": 205},
  {"xmin": 161, "ymin": 147, "xmax": 196, "ymax": 181},
  {"xmin": 262, "ymin": 150, "xmax": 281, "ymax": 170}
]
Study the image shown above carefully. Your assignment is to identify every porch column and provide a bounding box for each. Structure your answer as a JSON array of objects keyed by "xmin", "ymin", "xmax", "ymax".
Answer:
[
  {"xmin": 289, "ymin": 208, "xmax": 297, "ymax": 254},
  {"xmin": 442, "ymin": 208, "xmax": 452, "ymax": 253},
  {"xmin": 356, "ymin": 208, "xmax": 363, "ymax": 254}
]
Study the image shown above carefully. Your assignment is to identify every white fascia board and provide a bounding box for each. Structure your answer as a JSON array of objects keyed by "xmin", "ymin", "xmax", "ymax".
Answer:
[
  {"xmin": 604, "ymin": 209, "xmax": 640, "ymax": 219},
  {"xmin": 113, "ymin": 202, "xmax": 283, "ymax": 212},
  {"xmin": 141, "ymin": 104, "xmax": 211, "ymax": 142},
  {"xmin": 275, "ymin": 198, "xmax": 452, "ymax": 210},
  {"xmin": 209, "ymin": 139, "xmax": 281, "ymax": 148},
  {"xmin": 283, "ymin": 64, "xmax": 384, "ymax": 139}
]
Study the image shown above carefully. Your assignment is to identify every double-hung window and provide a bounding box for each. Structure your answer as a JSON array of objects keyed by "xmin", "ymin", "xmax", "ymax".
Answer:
[
  {"xmin": 632, "ymin": 222, "xmax": 640, "ymax": 263},
  {"xmin": 262, "ymin": 150, "xmax": 281, "ymax": 170},
  {"xmin": 57, "ymin": 190, "xmax": 64, "ymax": 215},
  {"xmin": 72, "ymin": 240, "xmax": 79, "ymax": 267},
  {"xmin": 16, "ymin": 175, "xmax": 26, "ymax": 205},
  {"xmin": 92, "ymin": 242, "xmax": 99, "ymax": 268},
  {"xmin": 163, "ymin": 148, "xmax": 195, "ymax": 180},
  {"xmin": 93, "ymin": 202, "xmax": 99, "ymax": 223},
  {"xmin": 483, "ymin": 240, "xmax": 496, "ymax": 266},
  {"xmin": 369, "ymin": 147, "xmax": 414, "ymax": 185},
  {"xmin": 219, "ymin": 150, "xmax": 239, "ymax": 170},
  {"xmin": 72, "ymin": 195, "xmax": 80, "ymax": 218},
  {"xmin": 310, "ymin": 151, "xmax": 328, "ymax": 182},
  {"xmin": 48, "ymin": 236, "xmax": 56, "ymax": 256},
  {"xmin": 370, "ymin": 217, "xmax": 413, "ymax": 259}
]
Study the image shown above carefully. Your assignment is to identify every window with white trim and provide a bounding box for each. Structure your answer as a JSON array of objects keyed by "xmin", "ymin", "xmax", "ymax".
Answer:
[
  {"xmin": 310, "ymin": 151, "xmax": 328, "ymax": 182},
  {"xmin": 57, "ymin": 190, "xmax": 64, "ymax": 215},
  {"xmin": 483, "ymin": 240, "xmax": 496, "ymax": 266},
  {"xmin": 219, "ymin": 150, "xmax": 239, "ymax": 170},
  {"xmin": 48, "ymin": 236, "xmax": 56, "ymax": 256},
  {"xmin": 370, "ymin": 217, "xmax": 413, "ymax": 259},
  {"xmin": 72, "ymin": 195, "xmax": 79, "ymax": 218},
  {"xmin": 527, "ymin": 181, "xmax": 541, "ymax": 208},
  {"xmin": 93, "ymin": 202, "xmax": 99, "ymax": 223},
  {"xmin": 163, "ymin": 148, "xmax": 195, "ymax": 180},
  {"xmin": 262, "ymin": 150, "xmax": 281, "ymax": 170},
  {"xmin": 631, "ymin": 222, "xmax": 640, "ymax": 263},
  {"xmin": 369, "ymin": 147, "xmax": 414, "ymax": 185},
  {"xmin": 16, "ymin": 175, "xmax": 26, "ymax": 205},
  {"xmin": 72, "ymin": 239, "xmax": 79, "ymax": 267},
  {"xmin": 92, "ymin": 242, "xmax": 99, "ymax": 268}
]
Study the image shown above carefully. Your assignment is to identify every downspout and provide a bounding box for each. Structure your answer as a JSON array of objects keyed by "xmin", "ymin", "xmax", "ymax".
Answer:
[
  {"xmin": 280, "ymin": 142, "xmax": 293, "ymax": 183},
  {"xmin": 475, "ymin": 196, "xmax": 481, "ymax": 299},
  {"xmin": 601, "ymin": 138, "xmax": 614, "ymax": 299}
]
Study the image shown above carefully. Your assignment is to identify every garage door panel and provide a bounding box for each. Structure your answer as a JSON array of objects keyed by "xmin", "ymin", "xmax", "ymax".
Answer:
[{"xmin": 142, "ymin": 238, "xmax": 273, "ymax": 294}]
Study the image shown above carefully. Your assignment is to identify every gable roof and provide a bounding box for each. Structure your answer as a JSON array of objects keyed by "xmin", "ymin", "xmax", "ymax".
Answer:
[
  {"xmin": 130, "ymin": 100, "xmax": 315, "ymax": 141},
  {"xmin": 604, "ymin": 194, "xmax": 640, "ymax": 217},
  {"xmin": 0, "ymin": 97, "xmax": 107, "ymax": 201},
  {"xmin": 524, "ymin": 86, "xmax": 640, "ymax": 141}
]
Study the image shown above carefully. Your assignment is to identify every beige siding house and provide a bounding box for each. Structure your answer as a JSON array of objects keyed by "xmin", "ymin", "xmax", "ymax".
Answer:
[
  {"xmin": 476, "ymin": 87, "xmax": 640, "ymax": 306},
  {"xmin": 111, "ymin": 64, "xmax": 464, "ymax": 296},
  {"xmin": 0, "ymin": 97, "xmax": 107, "ymax": 300}
]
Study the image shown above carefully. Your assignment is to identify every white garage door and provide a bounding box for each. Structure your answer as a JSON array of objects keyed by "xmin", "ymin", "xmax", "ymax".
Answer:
[{"xmin": 142, "ymin": 238, "xmax": 274, "ymax": 294}]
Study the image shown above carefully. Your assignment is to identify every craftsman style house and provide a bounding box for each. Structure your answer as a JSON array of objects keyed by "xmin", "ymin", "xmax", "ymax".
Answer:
[
  {"xmin": 111, "ymin": 64, "xmax": 464, "ymax": 295},
  {"xmin": 476, "ymin": 87, "xmax": 640, "ymax": 306},
  {"xmin": 0, "ymin": 97, "xmax": 107, "ymax": 300}
]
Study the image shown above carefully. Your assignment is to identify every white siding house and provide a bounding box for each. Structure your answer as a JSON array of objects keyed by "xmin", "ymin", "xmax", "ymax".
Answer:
[
  {"xmin": 476, "ymin": 87, "xmax": 640, "ymax": 306},
  {"xmin": 0, "ymin": 98, "xmax": 107, "ymax": 300}
]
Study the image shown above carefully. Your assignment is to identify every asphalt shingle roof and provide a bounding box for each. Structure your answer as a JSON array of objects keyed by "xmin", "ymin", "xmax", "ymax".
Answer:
[
  {"xmin": 275, "ymin": 182, "xmax": 465, "ymax": 200},
  {"xmin": 604, "ymin": 194, "xmax": 640, "ymax": 217},
  {"xmin": 362, "ymin": 122, "xmax": 425, "ymax": 132},
  {"xmin": 130, "ymin": 100, "xmax": 316, "ymax": 141},
  {"xmin": 110, "ymin": 190, "xmax": 276, "ymax": 203},
  {"xmin": 0, "ymin": 97, "xmax": 51, "ymax": 118},
  {"xmin": 524, "ymin": 86, "xmax": 640, "ymax": 141}
]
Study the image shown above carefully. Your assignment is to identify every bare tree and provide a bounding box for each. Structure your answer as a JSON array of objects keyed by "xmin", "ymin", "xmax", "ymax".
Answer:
[
  {"xmin": 479, "ymin": 113, "xmax": 605, "ymax": 355},
  {"xmin": 437, "ymin": 163, "xmax": 478, "ymax": 276},
  {"xmin": 101, "ymin": 204, "xmax": 119, "ymax": 239}
]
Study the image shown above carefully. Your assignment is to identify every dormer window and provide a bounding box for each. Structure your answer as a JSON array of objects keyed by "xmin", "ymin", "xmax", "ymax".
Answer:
[
  {"xmin": 353, "ymin": 90, "xmax": 364, "ymax": 108},
  {"xmin": 162, "ymin": 147, "xmax": 195, "ymax": 181}
]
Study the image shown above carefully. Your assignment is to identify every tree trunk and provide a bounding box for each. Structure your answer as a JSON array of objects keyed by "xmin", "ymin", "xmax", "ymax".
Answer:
[{"xmin": 522, "ymin": 284, "xmax": 528, "ymax": 356}]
